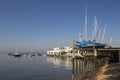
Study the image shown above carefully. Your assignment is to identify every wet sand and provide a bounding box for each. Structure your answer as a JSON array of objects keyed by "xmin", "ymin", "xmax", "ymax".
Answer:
[{"xmin": 95, "ymin": 63, "xmax": 120, "ymax": 80}]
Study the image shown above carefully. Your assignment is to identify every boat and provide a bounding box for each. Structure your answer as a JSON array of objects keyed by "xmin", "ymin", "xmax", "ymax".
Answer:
[
  {"xmin": 76, "ymin": 40, "xmax": 106, "ymax": 48},
  {"xmin": 13, "ymin": 53, "xmax": 22, "ymax": 57},
  {"xmin": 75, "ymin": 6, "xmax": 107, "ymax": 48},
  {"xmin": 36, "ymin": 53, "xmax": 42, "ymax": 56},
  {"xmin": 8, "ymin": 53, "xmax": 14, "ymax": 56},
  {"xmin": 30, "ymin": 53, "xmax": 42, "ymax": 57}
]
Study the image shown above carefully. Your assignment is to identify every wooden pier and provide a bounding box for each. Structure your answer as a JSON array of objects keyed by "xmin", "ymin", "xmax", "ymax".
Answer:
[
  {"xmin": 72, "ymin": 47, "xmax": 120, "ymax": 80},
  {"xmin": 74, "ymin": 47, "xmax": 120, "ymax": 63}
]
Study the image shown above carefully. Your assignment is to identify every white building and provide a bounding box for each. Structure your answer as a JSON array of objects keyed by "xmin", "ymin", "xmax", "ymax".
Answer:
[{"xmin": 47, "ymin": 47, "xmax": 73, "ymax": 56}]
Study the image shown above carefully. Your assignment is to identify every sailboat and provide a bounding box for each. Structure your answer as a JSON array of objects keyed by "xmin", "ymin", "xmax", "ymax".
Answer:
[
  {"xmin": 75, "ymin": 6, "xmax": 107, "ymax": 48},
  {"xmin": 8, "ymin": 49, "xmax": 22, "ymax": 57}
]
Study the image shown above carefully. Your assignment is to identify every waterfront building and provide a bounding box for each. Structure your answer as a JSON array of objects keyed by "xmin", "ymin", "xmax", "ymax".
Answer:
[{"xmin": 47, "ymin": 47, "xmax": 73, "ymax": 56}]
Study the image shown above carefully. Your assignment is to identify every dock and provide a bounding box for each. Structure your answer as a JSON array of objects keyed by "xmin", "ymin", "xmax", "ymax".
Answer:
[
  {"xmin": 74, "ymin": 47, "xmax": 120, "ymax": 62},
  {"xmin": 72, "ymin": 47, "xmax": 120, "ymax": 80}
]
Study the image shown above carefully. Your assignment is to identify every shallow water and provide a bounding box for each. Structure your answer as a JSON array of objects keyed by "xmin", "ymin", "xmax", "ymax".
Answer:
[{"xmin": 0, "ymin": 53, "xmax": 72, "ymax": 80}]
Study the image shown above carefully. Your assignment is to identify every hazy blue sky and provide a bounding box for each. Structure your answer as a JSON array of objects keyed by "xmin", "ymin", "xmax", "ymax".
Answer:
[{"xmin": 0, "ymin": 0, "xmax": 120, "ymax": 52}]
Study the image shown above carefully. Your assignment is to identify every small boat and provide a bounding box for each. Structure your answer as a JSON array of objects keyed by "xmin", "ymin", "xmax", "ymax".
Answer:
[
  {"xmin": 36, "ymin": 53, "xmax": 42, "ymax": 56},
  {"xmin": 8, "ymin": 53, "xmax": 14, "ymax": 56},
  {"xmin": 13, "ymin": 53, "xmax": 22, "ymax": 57},
  {"xmin": 30, "ymin": 53, "xmax": 42, "ymax": 57}
]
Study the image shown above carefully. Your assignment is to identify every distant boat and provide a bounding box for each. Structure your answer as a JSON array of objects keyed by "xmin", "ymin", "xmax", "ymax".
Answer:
[
  {"xmin": 13, "ymin": 53, "xmax": 22, "ymax": 57},
  {"xmin": 30, "ymin": 53, "xmax": 42, "ymax": 57},
  {"xmin": 8, "ymin": 53, "xmax": 14, "ymax": 56},
  {"xmin": 36, "ymin": 53, "xmax": 42, "ymax": 56},
  {"xmin": 8, "ymin": 52, "xmax": 22, "ymax": 57}
]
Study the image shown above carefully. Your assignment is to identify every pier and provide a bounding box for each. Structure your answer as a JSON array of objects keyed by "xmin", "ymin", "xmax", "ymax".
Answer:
[
  {"xmin": 74, "ymin": 47, "xmax": 120, "ymax": 63},
  {"xmin": 72, "ymin": 56, "xmax": 101, "ymax": 80},
  {"xmin": 72, "ymin": 47, "xmax": 120, "ymax": 80}
]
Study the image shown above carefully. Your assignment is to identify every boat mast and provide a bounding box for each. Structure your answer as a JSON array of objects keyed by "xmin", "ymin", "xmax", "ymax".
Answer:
[
  {"xmin": 98, "ymin": 28, "xmax": 102, "ymax": 43},
  {"xmin": 109, "ymin": 37, "xmax": 112, "ymax": 45},
  {"xmin": 78, "ymin": 32, "xmax": 83, "ymax": 41},
  {"xmin": 92, "ymin": 15, "xmax": 97, "ymax": 41},
  {"xmin": 84, "ymin": 6, "xmax": 88, "ymax": 41},
  {"xmin": 72, "ymin": 37, "xmax": 75, "ymax": 49},
  {"xmin": 99, "ymin": 28, "xmax": 103, "ymax": 43},
  {"xmin": 101, "ymin": 27, "xmax": 106, "ymax": 43}
]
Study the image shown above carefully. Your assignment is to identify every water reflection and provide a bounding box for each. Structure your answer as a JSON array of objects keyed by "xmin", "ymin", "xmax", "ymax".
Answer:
[
  {"xmin": 46, "ymin": 56, "xmax": 72, "ymax": 69},
  {"xmin": 46, "ymin": 56, "xmax": 97, "ymax": 80},
  {"xmin": 72, "ymin": 57, "xmax": 97, "ymax": 80}
]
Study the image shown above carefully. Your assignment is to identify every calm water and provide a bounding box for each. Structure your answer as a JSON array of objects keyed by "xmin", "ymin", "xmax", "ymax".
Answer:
[{"xmin": 0, "ymin": 53, "xmax": 72, "ymax": 80}]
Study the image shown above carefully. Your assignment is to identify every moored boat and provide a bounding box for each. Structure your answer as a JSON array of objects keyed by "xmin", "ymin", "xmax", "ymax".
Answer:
[{"xmin": 13, "ymin": 53, "xmax": 22, "ymax": 57}]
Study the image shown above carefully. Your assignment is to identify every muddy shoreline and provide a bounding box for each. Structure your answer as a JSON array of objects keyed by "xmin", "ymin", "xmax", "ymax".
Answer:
[{"xmin": 94, "ymin": 62, "xmax": 120, "ymax": 80}]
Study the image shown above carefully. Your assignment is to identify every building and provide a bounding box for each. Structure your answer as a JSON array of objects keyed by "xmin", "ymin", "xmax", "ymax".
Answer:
[{"xmin": 47, "ymin": 47, "xmax": 73, "ymax": 56}]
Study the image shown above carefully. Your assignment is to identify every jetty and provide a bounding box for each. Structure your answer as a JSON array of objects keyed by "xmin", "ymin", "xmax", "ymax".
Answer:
[{"xmin": 74, "ymin": 47, "xmax": 120, "ymax": 62}]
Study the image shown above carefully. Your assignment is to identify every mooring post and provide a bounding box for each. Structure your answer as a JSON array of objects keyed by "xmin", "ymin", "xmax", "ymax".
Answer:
[
  {"xmin": 78, "ymin": 49, "xmax": 79, "ymax": 54},
  {"xmin": 72, "ymin": 59, "xmax": 75, "ymax": 80},
  {"xmin": 72, "ymin": 59, "xmax": 74, "ymax": 74},
  {"xmin": 94, "ymin": 48, "xmax": 97, "ymax": 57},
  {"xmin": 119, "ymin": 50, "xmax": 120, "ymax": 62}
]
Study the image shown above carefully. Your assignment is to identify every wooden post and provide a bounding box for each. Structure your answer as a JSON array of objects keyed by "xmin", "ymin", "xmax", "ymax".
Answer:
[
  {"xmin": 79, "ymin": 60, "xmax": 81, "ymax": 73},
  {"xmin": 119, "ymin": 50, "xmax": 120, "ymax": 63},
  {"xmin": 73, "ymin": 49, "xmax": 76, "ymax": 58},
  {"xmin": 78, "ymin": 50, "xmax": 80, "ymax": 54},
  {"xmin": 72, "ymin": 59, "xmax": 75, "ymax": 80},
  {"xmin": 76, "ymin": 59, "xmax": 78, "ymax": 74},
  {"xmin": 94, "ymin": 48, "xmax": 97, "ymax": 57}
]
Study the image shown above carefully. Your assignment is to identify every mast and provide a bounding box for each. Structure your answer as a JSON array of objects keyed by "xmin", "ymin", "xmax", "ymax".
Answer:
[
  {"xmin": 72, "ymin": 37, "xmax": 75, "ymax": 49},
  {"xmin": 99, "ymin": 28, "xmax": 103, "ymax": 43},
  {"xmin": 101, "ymin": 27, "xmax": 106, "ymax": 43},
  {"xmin": 78, "ymin": 32, "xmax": 82, "ymax": 41},
  {"xmin": 109, "ymin": 37, "xmax": 112, "ymax": 45},
  {"xmin": 95, "ymin": 27, "xmax": 100, "ymax": 42},
  {"xmin": 98, "ymin": 28, "xmax": 102, "ymax": 43},
  {"xmin": 84, "ymin": 6, "xmax": 88, "ymax": 41},
  {"xmin": 92, "ymin": 15, "xmax": 97, "ymax": 41}
]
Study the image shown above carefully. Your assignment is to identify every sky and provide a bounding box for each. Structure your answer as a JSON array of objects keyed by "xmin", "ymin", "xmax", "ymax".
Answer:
[{"xmin": 0, "ymin": 0, "xmax": 120, "ymax": 52}]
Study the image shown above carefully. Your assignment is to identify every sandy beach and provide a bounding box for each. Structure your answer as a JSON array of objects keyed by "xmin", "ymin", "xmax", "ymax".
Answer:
[{"xmin": 95, "ymin": 62, "xmax": 120, "ymax": 80}]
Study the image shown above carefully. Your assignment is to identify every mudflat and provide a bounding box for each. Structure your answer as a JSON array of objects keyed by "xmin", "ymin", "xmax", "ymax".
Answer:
[{"xmin": 95, "ymin": 63, "xmax": 120, "ymax": 80}]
